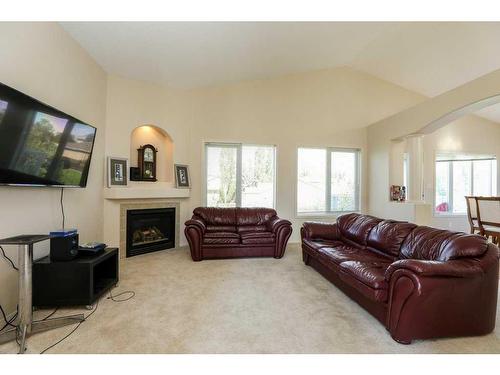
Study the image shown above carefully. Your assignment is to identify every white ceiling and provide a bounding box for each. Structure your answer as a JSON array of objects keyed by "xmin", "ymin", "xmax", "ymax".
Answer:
[
  {"xmin": 61, "ymin": 22, "xmax": 500, "ymax": 122},
  {"xmin": 60, "ymin": 22, "xmax": 399, "ymax": 88}
]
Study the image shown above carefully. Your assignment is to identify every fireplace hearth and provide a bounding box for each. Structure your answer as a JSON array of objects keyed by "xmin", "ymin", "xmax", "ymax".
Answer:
[{"xmin": 126, "ymin": 207, "xmax": 175, "ymax": 257}]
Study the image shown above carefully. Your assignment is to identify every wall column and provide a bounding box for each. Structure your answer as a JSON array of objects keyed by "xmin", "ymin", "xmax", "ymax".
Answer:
[{"xmin": 405, "ymin": 135, "xmax": 424, "ymax": 202}]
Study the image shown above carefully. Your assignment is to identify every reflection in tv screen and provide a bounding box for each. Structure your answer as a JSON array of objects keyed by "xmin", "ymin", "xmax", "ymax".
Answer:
[{"xmin": 0, "ymin": 83, "xmax": 96, "ymax": 187}]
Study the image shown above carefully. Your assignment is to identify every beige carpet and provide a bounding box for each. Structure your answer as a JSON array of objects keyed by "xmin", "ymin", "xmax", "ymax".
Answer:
[{"xmin": 1, "ymin": 244, "xmax": 499, "ymax": 354}]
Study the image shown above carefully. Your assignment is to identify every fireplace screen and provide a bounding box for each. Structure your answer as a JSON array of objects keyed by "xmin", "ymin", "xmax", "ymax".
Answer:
[{"xmin": 126, "ymin": 208, "xmax": 175, "ymax": 257}]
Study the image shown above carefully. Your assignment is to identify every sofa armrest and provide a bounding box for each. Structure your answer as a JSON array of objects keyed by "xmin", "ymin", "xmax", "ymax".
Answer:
[
  {"xmin": 386, "ymin": 246, "xmax": 499, "ymax": 343},
  {"xmin": 184, "ymin": 218, "xmax": 206, "ymax": 234},
  {"xmin": 385, "ymin": 259, "xmax": 482, "ymax": 281},
  {"xmin": 184, "ymin": 218, "xmax": 206, "ymax": 261},
  {"xmin": 302, "ymin": 221, "xmax": 340, "ymax": 241},
  {"xmin": 270, "ymin": 218, "xmax": 293, "ymax": 259},
  {"xmin": 267, "ymin": 217, "xmax": 292, "ymax": 233}
]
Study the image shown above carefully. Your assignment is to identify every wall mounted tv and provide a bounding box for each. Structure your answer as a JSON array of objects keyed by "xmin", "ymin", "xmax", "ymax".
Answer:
[{"xmin": 0, "ymin": 82, "xmax": 97, "ymax": 187}]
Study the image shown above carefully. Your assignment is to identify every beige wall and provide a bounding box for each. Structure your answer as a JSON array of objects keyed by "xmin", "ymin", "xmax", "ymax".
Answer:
[
  {"xmin": 186, "ymin": 68, "xmax": 425, "ymax": 242},
  {"xmin": 0, "ymin": 23, "xmax": 107, "ymax": 316},
  {"xmin": 104, "ymin": 68, "xmax": 426, "ymax": 245},
  {"xmin": 103, "ymin": 75, "xmax": 194, "ymax": 248}
]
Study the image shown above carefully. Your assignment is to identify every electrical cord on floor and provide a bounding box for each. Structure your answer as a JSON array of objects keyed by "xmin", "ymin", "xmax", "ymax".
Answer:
[
  {"xmin": 1, "ymin": 306, "xmax": 54, "ymax": 333},
  {"xmin": 39, "ymin": 286, "xmax": 136, "ymax": 353},
  {"xmin": 0, "ymin": 245, "xmax": 19, "ymax": 332},
  {"xmin": 40, "ymin": 300, "xmax": 99, "ymax": 354},
  {"xmin": 0, "ymin": 245, "xmax": 18, "ymax": 271},
  {"xmin": 107, "ymin": 289, "xmax": 135, "ymax": 302},
  {"xmin": 0, "ymin": 304, "xmax": 17, "ymax": 331},
  {"xmin": 60, "ymin": 187, "xmax": 65, "ymax": 230},
  {"xmin": 0, "ymin": 305, "xmax": 19, "ymax": 350},
  {"xmin": 39, "ymin": 308, "xmax": 58, "ymax": 321},
  {"xmin": 1, "ymin": 311, "xmax": 17, "ymax": 331},
  {"xmin": 0, "ymin": 304, "xmax": 10, "ymax": 327}
]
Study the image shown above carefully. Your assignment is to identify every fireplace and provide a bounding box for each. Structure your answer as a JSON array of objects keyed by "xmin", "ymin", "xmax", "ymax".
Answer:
[{"xmin": 126, "ymin": 207, "xmax": 176, "ymax": 257}]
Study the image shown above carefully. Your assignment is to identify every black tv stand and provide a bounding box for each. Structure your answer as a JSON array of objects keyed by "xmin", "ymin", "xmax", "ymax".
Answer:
[{"xmin": 33, "ymin": 248, "xmax": 119, "ymax": 307}]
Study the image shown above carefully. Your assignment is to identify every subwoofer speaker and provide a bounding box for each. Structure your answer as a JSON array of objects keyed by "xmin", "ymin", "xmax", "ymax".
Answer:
[{"xmin": 50, "ymin": 233, "xmax": 79, "ymax": 261}]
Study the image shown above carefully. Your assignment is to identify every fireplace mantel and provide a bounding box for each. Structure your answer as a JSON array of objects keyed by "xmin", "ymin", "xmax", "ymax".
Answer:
[{"xmin": 104, "ymin": 186, "xmax": 190, "ymax": 200}]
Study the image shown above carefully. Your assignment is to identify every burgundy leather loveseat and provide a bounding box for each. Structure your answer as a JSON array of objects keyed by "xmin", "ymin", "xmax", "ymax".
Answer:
[
  {"xmin": 301, "ymin": 213, "xmax": 499, "ymax": 344},
  {"xmin": 185, "ymin": 207, "xmax": 292, "ymax": 261}
]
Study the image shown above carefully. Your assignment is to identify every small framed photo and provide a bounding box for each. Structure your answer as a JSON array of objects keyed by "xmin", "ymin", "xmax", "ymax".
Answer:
[
  {"xmin": 174, "ymin": 164, "xmax": 190, "ymax": 188},
  {"xmin": 390, "ymin": 185, "xmax": 406, "ymax": 202},
  {"xmin": 107, "ymin": 157, "xmax": 129, "ymax": 187}
]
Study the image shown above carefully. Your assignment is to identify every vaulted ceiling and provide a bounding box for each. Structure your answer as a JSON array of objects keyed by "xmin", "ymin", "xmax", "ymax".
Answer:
[{"xmin": 61, "ymin": 22, "xmax": 500, "ymax": 123}]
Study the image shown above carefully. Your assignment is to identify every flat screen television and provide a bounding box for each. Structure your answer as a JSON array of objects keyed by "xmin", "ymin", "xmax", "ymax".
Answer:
[{"xmin": 0, "ymin": 82, "xmax": 97, "ymax": 187}]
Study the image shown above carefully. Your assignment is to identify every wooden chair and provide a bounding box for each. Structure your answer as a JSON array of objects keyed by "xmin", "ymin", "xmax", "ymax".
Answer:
[
  {"xmin": 465, "ymin": 196, "xmax": 481, "ymax": 234},
  {"xmin": 476, "ymin": 196, "xmax": 500, "ymax": 244}
]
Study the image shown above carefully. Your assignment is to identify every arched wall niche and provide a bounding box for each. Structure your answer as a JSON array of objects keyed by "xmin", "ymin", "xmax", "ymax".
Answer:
[{"xmin": 130, "ymin": 125, "xmax": 174, "ymax": 183}]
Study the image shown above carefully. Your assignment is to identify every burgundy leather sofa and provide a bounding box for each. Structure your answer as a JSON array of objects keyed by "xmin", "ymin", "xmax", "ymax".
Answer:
[
  {"xmin": 301, "ymin": 213, "xmax": 499, "ymax": 344},
  {"xmin": 185, "ymin": 207, "xmax": 292, "ymax": 261}
]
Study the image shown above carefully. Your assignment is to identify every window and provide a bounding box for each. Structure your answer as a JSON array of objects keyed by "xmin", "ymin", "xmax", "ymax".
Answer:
[
  {"xmin": 297, "ymin": 147, "xmax": 360, "ymax": 214},
  {"xmin": 403, "ymin": 152, "xmax": 410, "ymax": 198},
  {"xmin": 205, "ymin": 143, "xmax": 276, "ymax": 208},
  {"xmin": 435, "ymin": 153, "xmax": 497, "ymax": 214}
]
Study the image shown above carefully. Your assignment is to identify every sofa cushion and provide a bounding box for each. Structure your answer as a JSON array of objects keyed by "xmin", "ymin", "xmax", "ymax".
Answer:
[
  {"xmin": 399, "ymin": 226, "xmax": 488, "ymax": 261},
  {"xmin": 240, "ymin": 231, "xmax": 275, "ymax": 245},
  {"xmin": 206, "ymin": 225, "xmax": 237, "ymax": 233},
  {"xmin": 337, "ymin": 213, "xmax": 382, "ymax": 246},
  {"xmin": 338, "ymin": 261, "xmax": 390, "ymax": 302},
  {"xmin": 203, "ymin": 232, "xmax": 240, "ymax": 245},
  {"xmin": 194, "ymin": 207, "xmax": 237, "ymax": 226},
  {"xmin": 302, "ymin": 239, "xmax": 344, "ymax": 252},
  {"xmin": 367, "ymin": 220, "xmax": 417, "ymax": 257},
  {"xmin": 236, "ymin": 208, "xmax": 277, "ymax": 226},
  {"xmin": 204, "ymin": 232, "xmax": 239, "ymax": 239},
  {"xmin": 318, "ymin": 245, "xmax": 391, "ymax": 266},
  {"xmin": 237, "ymin": 225, "xmax": 268, "ymax": 233}
]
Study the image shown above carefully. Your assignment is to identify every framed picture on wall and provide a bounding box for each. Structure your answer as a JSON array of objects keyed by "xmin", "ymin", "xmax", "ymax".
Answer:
[
  {"xmin": 174, "ymin": 164, "xmax": 191, "ymax": 188},
  {"xmin": 390, "ymin": 185, "xmax": 406, "ymax": 201},
  {"xmin": 107, "ymin": 157, "xmax": 129, "ymax": 187}
]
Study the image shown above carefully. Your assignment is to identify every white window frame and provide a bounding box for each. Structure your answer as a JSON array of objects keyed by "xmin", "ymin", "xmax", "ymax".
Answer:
[
  {"xmin": 204, "ymin": 142, "xmax": 277, "ymax": 208},
  {"xmin": 434, "ymin": 154, "xmax": 497, "ymax": 216},
  {"xmin": 296, "ymin": 146, "xmax": 361, "ymax": 217}
]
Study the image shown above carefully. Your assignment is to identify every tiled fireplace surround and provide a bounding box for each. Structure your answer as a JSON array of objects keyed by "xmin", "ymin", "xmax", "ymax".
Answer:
[{"xmin": 119, "ymin": 200, "xmax": 181, "ymax": 259}]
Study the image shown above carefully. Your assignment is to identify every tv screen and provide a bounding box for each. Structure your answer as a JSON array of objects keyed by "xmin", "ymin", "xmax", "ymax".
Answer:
[{"xmin": 0, "ymin": 82, "xmax": 97, "ymax": 187}]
